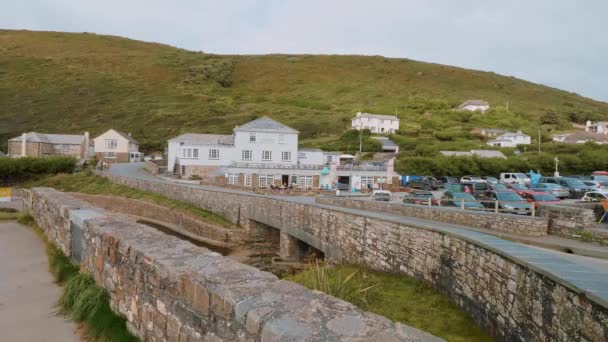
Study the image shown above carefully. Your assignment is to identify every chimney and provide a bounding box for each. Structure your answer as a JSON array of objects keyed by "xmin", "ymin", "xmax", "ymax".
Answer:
[
  {"xmin": 21, "ymin": 133, "xmax": 27, "ymax": 157},
  {"xmin": 128, "ymin": 132, "xmax": 132, "ymax": 137},
  {"xmin": 356, "ymin": 112, "xmax": 362, "ymax": 117}
]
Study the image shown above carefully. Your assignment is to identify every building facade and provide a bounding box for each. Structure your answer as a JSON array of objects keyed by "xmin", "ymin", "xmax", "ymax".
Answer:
[
  {"xmin": 7, "ymin": 132, "xmax": 91, "ymax": 159},
  {"xmin": 351, "ymin": 112, "xmax": 399, "ymax": 134},
  {"xmin": 487, "ymin": 131, "xmax": 531, "ymax": 148},
  {"xmin": 93, "ymin": 129, "xmax": 142, "ymax": 164},
  {"xmin": 585, "ymin": 121, "xmax": 608, "ymax": 134},
  {"xmin": 167, "ymin": 116, "xmax": 400, "ymax": 191}
]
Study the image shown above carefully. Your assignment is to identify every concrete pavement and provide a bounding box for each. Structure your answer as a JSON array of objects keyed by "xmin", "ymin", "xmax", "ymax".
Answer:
[{"xmin": 0, "ymin": 222, "xmax": 79, "ymax": 342}]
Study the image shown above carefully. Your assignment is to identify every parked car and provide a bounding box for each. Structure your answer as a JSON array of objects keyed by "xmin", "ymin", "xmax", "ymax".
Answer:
[
  {"xmin": 582, "ymin": 191, "xmax": 608, "ymax": 202},
  {"xmin": 371, "ymin": 190, "xmax": 392, "ymax": 202},
  {"xmin": 529, "ymin": 183, "xmax": 570, "ymax": 199},
  {"xmin": 407, "ymin": 176, "xmax": 443, "ymax": 190},
  {"xmin": 582, "ymin": 180, "xmax": 608, "ymax": 190},
  {"xmin": 479, "ymin": 190, "xmax": 533, "ymax": 215},
  {"xmin": 481, "ymin": 176, "xmax": 499, "ymax": 184},
  {"xmin": 518, "ymin": 191, "xmax": 560, "ymax": 208},
  {"xmin": 507, "ymin": 183, "xmax": 528, "ymax": 192},
  {"xmin": 463, "ymin": 182, "xmax": 489, "ymax": 199},
  {"xmin": 538, "ymin": 177, "xmax": 596, "ymax": 199},
  {"xmin": 500, "ymin": 173, "xmax": 530, "ymax": 185},
  {"xmin": 460, "ymin": 175, "xmax": 485, "ymax": 184},
  {"xmin": 487, "ymin": 183, "xmax": 510, "ymax": 191},
  {"xmin": 439, "ymin": 176, "xmax": 460, "ymax": 185},
  {"xmin": 403, "ymin": 191, "xmax": 438, "ymax": 206},
  {"xmin": 441, "ymin": 192, "xmax": 485, "ymax": 209}
]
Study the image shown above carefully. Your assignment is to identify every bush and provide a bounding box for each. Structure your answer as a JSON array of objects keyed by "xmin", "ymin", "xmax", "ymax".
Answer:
[{"xmin": 0, "ymin": 156, "xmax": 76, "ymax": 184}]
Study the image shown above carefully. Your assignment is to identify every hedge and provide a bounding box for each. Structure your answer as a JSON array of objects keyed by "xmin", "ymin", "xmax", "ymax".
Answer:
[{"xmin": 0, "ymin": 156, "xmax": 77, "ymax": 184}]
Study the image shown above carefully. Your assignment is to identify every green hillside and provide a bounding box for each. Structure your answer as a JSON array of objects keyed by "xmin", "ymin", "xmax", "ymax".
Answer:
[{"xmin": 1, "ymin": 29, "xmax": 607, "ymax": 154}]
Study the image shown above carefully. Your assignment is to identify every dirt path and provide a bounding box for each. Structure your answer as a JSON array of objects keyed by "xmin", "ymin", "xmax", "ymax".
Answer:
[{"xmin": 0, "ymin": 221, "xmax": 79, "ymax": 342}]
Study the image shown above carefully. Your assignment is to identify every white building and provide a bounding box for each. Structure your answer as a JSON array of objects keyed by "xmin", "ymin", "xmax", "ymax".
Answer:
[
  {"xmin": 458, "ymin": 100, "xmax": 490, "ymax": 112},
  {"xmin": 351, "ymin": 112, "xmax": 399, "ymax": 134},
  {"xmin": 487, "ymin": 131, "xmax": 531, "ymax": 148},
  {"xmin": 585, "ymin": 120, "xmax": 608, "ymax": 134},
  {"xmin": 553, "ymin": 132, "xmax": 607, "ymax": 145},
  {"xmin": 167, "ymin": 116, "xmax": 400, "ymax": 191},
  {"xmin": 93, "ymin": 129, "xmax": 143, "ymax": 164}
]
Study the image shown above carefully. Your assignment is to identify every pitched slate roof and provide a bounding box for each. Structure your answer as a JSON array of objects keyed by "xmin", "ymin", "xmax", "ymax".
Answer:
[
  {"xmin": 458, "ymin": 100, "xmax": 489, "ymax": 108},
  {"xmin": 563, "ymin": 132, "xmax": 607, "ymax": 143},
  {"xmin": 9, "ymin": 132, "xmax": 85, "ymax": 145},
  {"xmin": 233, "ymin": 116, "xmax": 299, "ymax": 134},
  {"xmin": 298, "ymin": 148, "xmax": 323, "ymax": 152},
  {"xmin": 169, "ymin": 133, "xmax": 235, "ymax": 145},
  {"xmin": 373, "ymin": 137, "xmax": 399, "ymax": 148},
  {"xmin": 353, "ymin": 112, "xmax": 399, "ymax": 121},
  {"xmin": 112, "ymin": 130, "xmax": 139, "ymax": 144},
  {"xmin": 440, "ymin": 151, "xmax": 472, "ymax": 157}
]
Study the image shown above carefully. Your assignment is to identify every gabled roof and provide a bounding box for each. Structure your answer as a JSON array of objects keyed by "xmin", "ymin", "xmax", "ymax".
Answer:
[
  {"xmin": 95, "ymin": 129, "xmax": 139, "ymax": 145},
  {"xmin": 498, "ymin": 131, "xmax": 530, "ymax": 138},
  {"xmin": 9, "ymin": 132, "xmax": 85, "ymax": 145},
  {"xmin": 563, "ymin": 132, "xmax": 607, "ymax": 143},
  {"xmin": 353, "ymin": 112, "xmax": 399, "ymax": 121},
  {"xmin": 169, "ymin": 133, "xmax": 234, "ymax": 145},
  {"xmin": 459, "ymin": 100, "xmax": 489, "ymax": 108},
  {"xmin": 234, "ymin": 116, "xmax": 299, "ymax": 134}
]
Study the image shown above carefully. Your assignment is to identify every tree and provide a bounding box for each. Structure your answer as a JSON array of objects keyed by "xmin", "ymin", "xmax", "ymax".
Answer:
[{"xmin": 540, "ymin": 112, "xmax": 560, "ymax": 125}]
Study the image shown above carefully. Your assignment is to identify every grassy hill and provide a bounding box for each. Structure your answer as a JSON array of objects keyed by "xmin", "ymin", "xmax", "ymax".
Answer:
[{"xmin": 2, "ymin": 29, "xmax": 608, "ymax": 154}]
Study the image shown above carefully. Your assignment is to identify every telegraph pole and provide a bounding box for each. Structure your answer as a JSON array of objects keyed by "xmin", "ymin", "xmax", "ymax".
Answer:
[{"xmin": 538, "ymin": 128, "xmax": 541, "ymax": 154}]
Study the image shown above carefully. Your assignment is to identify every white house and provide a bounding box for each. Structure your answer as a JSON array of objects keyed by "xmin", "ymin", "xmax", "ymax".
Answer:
[
  {"xmin": 487, "ymin": 131, "xmax": 531, "ymax": 148},
  {"xmin": 458, "ymin": 100, "xmax": 490, "ymax": 112},
  {"xmin": 351, "ymin": 112, "xmax": 399, "ymax": 134},
  {"xmin": 167, "ymin": 116, "xmax": 400, "ymax": 191},
  {"xmin": 585, "ymin": 120, "xmax": 608, "ymax": 134},
  {"xmin": 93, "ymin": 129, "xmax": 143, "ymax": 164},
  {"xmin": 553, "ymin": 132, "xmax": 607, "ymax": 145}
]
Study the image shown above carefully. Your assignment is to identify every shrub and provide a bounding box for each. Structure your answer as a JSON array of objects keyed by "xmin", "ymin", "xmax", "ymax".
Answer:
[{"xmin": 0, "ymin": 156, "xmax": 76, "ymax": 184}]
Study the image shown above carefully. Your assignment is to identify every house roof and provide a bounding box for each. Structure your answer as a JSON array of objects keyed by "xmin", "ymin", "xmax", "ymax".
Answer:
[
  {"xmin": 298, "ymin": 148, "xmax": 324, "ymax": 152},
  {"xmin": 9, "ymin": 132, "xmax": 85, "ymax": 145},
  {"xmin": 563, "ymin": 132, "xmax": 607, "ymax": 143},
  {"xmin": 471, "ymin": 150, "xmax": 507, "ymax": 158},
  {"xmin": 498, "ymin": 132, "xmax": 530, "ymax": 138},
  {"xmin": 234, "ymin": 116, "xmax": 299, "ymax": 134},
  {"xmin": 353, "ymin": 112, "xmax": 399, "ymax": 121},
  {"xmin": 458, "ymin": 100, "xmax": 489, "ymax": 108},
  {"xmin": 169, "ymin": 133, "xmax": 235, "ymax": 145},
  {"xmin": 372, "ymin": 137, "xmax": 399, "ymax": 148},
  {"xmin": 440, "ymin": 151, "xmax": 473, "ymax": 157},
  {"xmin": 113, "ymin": 130, "xmax": 139, "ymax": 144}
]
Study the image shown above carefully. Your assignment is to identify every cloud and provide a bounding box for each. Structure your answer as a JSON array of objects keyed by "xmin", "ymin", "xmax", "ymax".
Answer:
[{"xmin": 1, "ymin": 0, "xmax": 607, "ymax": 101}]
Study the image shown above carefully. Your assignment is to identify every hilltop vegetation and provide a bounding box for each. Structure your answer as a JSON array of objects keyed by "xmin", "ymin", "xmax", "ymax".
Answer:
[{"xmin": 2, "ymin": 29, "xmax": 608, "ymax": 174}]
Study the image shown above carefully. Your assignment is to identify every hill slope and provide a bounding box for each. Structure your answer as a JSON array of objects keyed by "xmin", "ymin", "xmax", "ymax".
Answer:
[{"xmin": 1, "ymin": 29, "xmax": 607, "ymax": 151}]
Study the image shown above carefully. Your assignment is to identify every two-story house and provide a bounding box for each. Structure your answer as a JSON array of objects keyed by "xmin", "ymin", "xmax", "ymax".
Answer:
[
  {"xmin": 93, "ymin": 129, "xmax": 142, "ymax": 164},
  {"xmin": 351, "ymin": 112, "xmax": 399, "ymax": 134},
  {"xmin": 7, "ymin": 132, "xmax": 92, "ymax": 159},
  {"xmin": 167, "ymin": 116, "xmax": 400, "ymax": 191},
  {"xmin": 486, "ymin": 131, "xmax": 531, "ymax": 148}
]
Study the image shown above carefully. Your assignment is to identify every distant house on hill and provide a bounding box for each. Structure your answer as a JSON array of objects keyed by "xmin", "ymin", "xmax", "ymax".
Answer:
[
  {"xmin": 7, "ymin": 132, "xmax": 92, "ymax": 159},
  {"xmin": 553, "ymin": 132, "xmax": 607, "ymax": 145},
  {"xmin": 440, "ymin": 150, "xmax": 506, "ymax": 159},
  {"xmin": 351, "ymin": 112, "xmax": 399, "ymax": 134},
  {"xmin": 585, "ymin": 120, "xmax": 608, "ymax": 134},
  {"xmin": 472, "ymin": 128, "xmax": 509, "ymax": 138},
  {"xmin": 93, "ymin": 129, "xmax": 143, "ymax": 164},
  {"xmin": 487, "ymin": 131, "xmax": 531, "ymax": 148},
  {"xmin": 458, "ymin": 100, "xmax": 490, "ymax": 112}
]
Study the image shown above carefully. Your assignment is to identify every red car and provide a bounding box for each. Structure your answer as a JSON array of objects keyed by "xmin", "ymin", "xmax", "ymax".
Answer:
[{"xmin": 518, "ymin": 191, "xmax": 560, "ymax": 208}]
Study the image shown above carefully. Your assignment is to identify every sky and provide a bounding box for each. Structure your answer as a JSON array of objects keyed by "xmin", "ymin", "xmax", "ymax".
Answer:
[{"xmin": 2, "ymin": 0, "xmax": 607, "ymax": 102}]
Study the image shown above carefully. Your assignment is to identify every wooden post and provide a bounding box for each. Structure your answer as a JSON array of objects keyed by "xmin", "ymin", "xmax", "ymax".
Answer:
[
  {"xmin": 495, "ymin": 200, "xmax": 499, "ymax": 213},
  {"xmin": 461, "ymin": 199, "xmax": 465, "ymax": 210}
]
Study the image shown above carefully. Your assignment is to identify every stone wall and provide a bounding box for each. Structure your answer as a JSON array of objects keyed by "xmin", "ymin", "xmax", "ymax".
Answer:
[
  {"xmin": 316, "ymin": 196, "xmax": 548, "ymax": 237},
  {"xmin": 70, "ymin": 193, "xmax": 245, "ymax": 246},
  {"xmin": 143, "ymin": 161, "xmax": 161, "ymax": 175},
  {"xmin": 25, "ymin": 188, "xmax": 438, "ymax": 342},
  {"xmin": 537, "ymin": 204, "xmax": 597, "ymax": 237},
  {"xmin": 96, "ymin": 172, "xmax": 608, "ymax": 341}
]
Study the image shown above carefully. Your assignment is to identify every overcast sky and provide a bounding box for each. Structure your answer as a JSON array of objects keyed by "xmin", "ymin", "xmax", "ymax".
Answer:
[{"xmin": 2, "ymin": 0, "xmax": 607, "ymax": 102}]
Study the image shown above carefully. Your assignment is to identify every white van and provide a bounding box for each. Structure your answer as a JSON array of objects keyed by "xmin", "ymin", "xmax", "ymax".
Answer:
[{"xmin": 500, "ymin": 173, "xmax": 530, "ymax": 185}]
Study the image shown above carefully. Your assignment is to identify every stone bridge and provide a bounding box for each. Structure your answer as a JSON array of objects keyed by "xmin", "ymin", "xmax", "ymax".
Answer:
[{"xmin": 96, "ymin": 170, "xmax": 608, "ymax": 341}]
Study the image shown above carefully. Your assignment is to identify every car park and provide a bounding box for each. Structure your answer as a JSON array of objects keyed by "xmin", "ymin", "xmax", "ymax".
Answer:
[
  {"xmin": 479, "ymin": 190, "xmax": 533, "ymax": 215},
  {"xmin": 518, "ymin": 191, "xmax": 560, "ymax": 208},
  {"xmin": 529, "ymin": 183, "xmax": 570, "ymax": 199},
  {"xmin": 481, "ymin": 176, "xmax": 499, "ymax": 184},
  {"xmin": 460, "ymin": 175, "xmax": 485, "ymax": 184},
  {"xmin": 582, "ymin": 180, "xmax": 608, "ymax": 190},
  {"xmin": 500, "ymin": 173, "xmax": 530, "ymax": 186},
  {"xmin": 582, "ymin": 191, "xmax": 608, "ymax": 202},
  {"xmin": 507, "ymin": 183, "xmax": 528, "ymax": 192},
  {"xmin": 463, "ymin": 182, "xmax": 489, "ymax": 199},
  {"xmin": 538, "ymin": 177, "xmax": 596, "ymax": 199},
  {"xmin": 439, "ymin": 176, "xmax": 460, "ymax": 185},
  {"xmin": 441, "ymin": 192, "xmax": 485, "ymax": 209},
  {"xmin": 407, "ymin": 176, "xmax": 443, "ymax": 190},
  {"xmin": 371, "ymin": 190, "xmax": 392, "ymax": 202},
  {"xmin": 403, "ymin": 191, "xmax": 438, "ymax": 206},
  {"xmin": 487, "ymin": 183, "xmax": 510, "ymax": 191}
]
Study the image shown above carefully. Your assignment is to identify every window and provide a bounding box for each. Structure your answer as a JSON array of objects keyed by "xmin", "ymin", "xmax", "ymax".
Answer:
[
  {"xmin": 259, "ymin": 174, "xmax": 274, "ymax": 187},
  {"xmin": 192, "ymin": 149, "xmax": 199, "ymax": 159},
  {"xmin": 104, "ymin": 139, "xmax": 117, "ymax": 149},
  {"xmin": 326, "ymin": 155, "xmax": 333, "ymax": 163},
  {"xmin": 104, "ymin": 152, "xmax": 116, "ymax": 158},
  {"xmin": 249, "ymin": 134, "xmax": 256, "ymax": 143},
  {"xmin": 209, "ymin": 149, "xmax": 219, "ymax": 160},
  {"xmin": 242, "ymin": 150, "xmax": 252, "ymax": 160},
  {"xmin": 181, "ymin": 148, "xmax": 198, "ymax": 159},
  {"xmin": 361, "ymin": 176, "xmax": 374, "ymax": 188},
  {"xmin": 281, "ymin": 151, "xmax": 291, "ymax": 162},
  {"xmin": 244, "ymin": 174, "xmax": 252, "ymax": 187},
  {"xmin": 262, "ymin": 150, "xmax": 272, "ymax": 161},
  {"xmin": 227, "ymin": 173, "xmax": 239, "ymax": 185},
  {"xmin": 278, "ymin": 134, "xmax": 285, "ymax": 144},
  {"xmin": 298, "ymin": 152, "xmax": 306, "ymax": 159},
  {"xmin": 181, "ymin": 165, "xmax": 186, "ymax": 175},
  {"xmin": 297, "ymin": 176, "xmax": 313, "ymax": 189}
]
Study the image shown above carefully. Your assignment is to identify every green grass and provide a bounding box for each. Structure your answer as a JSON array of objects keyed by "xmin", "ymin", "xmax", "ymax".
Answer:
[
  {"xmin": 0, "ymin": 210, "xmax": 20, "ymax": 220},
  {"xmin": 1, "ymin": 29, "xmax": 607, "ymax": 155},
  {"xmin": 23, "ymin": 170, "xmax": 234, "ymax": 227},
  {"xmin": 19, "ymin": 214, "xmax": 137, "ymax": 341},
  {"xmin": 286, "ymin": 265, "xmax": 492, "ymax": 342}
]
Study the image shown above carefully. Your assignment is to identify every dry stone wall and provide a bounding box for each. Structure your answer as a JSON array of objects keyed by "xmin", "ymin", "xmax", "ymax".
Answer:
[
  {"xmin": 26, "ymin": 188, "xmax": 440, "ymax": 342},
  {"xmin": 97, "ymin": 172, "xmax": 608, "ymax": 341}
]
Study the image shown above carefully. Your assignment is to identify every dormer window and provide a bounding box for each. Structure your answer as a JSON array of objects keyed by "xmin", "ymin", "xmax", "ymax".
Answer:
[{"xmin": 249, "ymin": 134, "xmax": 256, "ymax": 143}]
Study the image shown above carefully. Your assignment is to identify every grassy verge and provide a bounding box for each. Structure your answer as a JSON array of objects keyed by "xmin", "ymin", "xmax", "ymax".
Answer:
[
  {"xmin": 286, "ymin": 264, "xmax": 492, "ymax": 342},
  {"xmin": 19, "ymin": 214, "xmax": 138, "ymax": 342},
  {"xmin": 0, "ymin": 210, "xmax": 20, "ymax": 220},
  {"xmin": 23, "ymin": 170, "xmax": 234, "ymax": 227}
]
